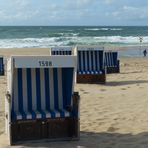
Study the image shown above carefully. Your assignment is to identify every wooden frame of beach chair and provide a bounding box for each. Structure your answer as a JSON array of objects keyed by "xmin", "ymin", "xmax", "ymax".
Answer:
[
  {"xmin": 50, "ymin": 46, "xmax": 74, "ymax": 55},
  {"xmin": 5, "ymin": 55, "xmax": 80, "ymax": 145},
  {"xmin": 0, "ymin": 56, "xmax": 4, "ymax": 75},
  {"xmin": 104, "ymin": 51, "xmax": 120, "ymax": 74},
  {"xmin": 75, "ymin": 46, "xmax": 106, "ymax": 84}
]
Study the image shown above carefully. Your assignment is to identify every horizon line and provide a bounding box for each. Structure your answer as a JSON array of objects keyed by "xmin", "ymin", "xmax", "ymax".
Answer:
[{"xmin": 0, "ymin": 25, "xmax": 148, "ymax": 27}]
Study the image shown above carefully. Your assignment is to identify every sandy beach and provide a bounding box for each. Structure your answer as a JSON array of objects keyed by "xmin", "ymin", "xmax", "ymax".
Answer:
[{"xmin": 1, "ymin": 48, "xmax": 148, "ymax": 147}]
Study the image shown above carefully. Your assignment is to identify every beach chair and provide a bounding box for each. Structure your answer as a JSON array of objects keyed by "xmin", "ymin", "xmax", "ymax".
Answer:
[
  {"xmin": 50, "ymin": 46, "xmax": 73, "ymax": 55},
  {"xmin": 0, "ymin": 56, "xmax": 4, "ymax": 75},
  {"xmin": 5, "ymin": 55, "xmax": 80, "ymax": 145},
  {"xmin": 104, "ymin": 51, "xmax": 120, "ymax": 73},
  {"xmin": 76, "ymin": 46, "xmax": 106, "ymax": 84}
]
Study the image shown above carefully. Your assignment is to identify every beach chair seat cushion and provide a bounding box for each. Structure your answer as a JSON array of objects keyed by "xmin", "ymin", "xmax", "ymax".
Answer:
[
  {"xmin": 78, "ymin": 71, "xmax": 103, "ymax": 74},
  {"xmin": 11, "ymin": 109, "xmax": 71, "ymax": 120}
]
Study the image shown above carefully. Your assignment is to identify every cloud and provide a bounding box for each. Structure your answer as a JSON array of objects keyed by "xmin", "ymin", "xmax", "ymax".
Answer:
[
  {"xmin": 77, "ymin": 0, "xmax": 94, "ymax": 7},
  {"xmin": 105, "ymin": 0, "xmax": 116, "ymax": 5},
  {"xmin": 108, "ymin": 5, "xmax": 148, "ymax": 21},
  {"xmin": 0, "ymin": 10, "xmax": 39, "ymax": 21},
  {"xmin": 123, "ymin": 6, "xmax": 138, "ymax": 11},
  {"xmin": 0, "ymin": 0, "xmax": 147, "ymax": 25},
  {"xmin": 43, "ymin": 0, "xmax": 98, "ymax": 22},
  {"xmin": 13, "ymin": 0, "xmax": 29, "ymax": 8},
  {"xmin": 112, "ymin": 11, "xmax": 120, "ymax": 17},
  {"xmin": 64, "ymin": 0, "xmax": 96, "ymax": 10}
]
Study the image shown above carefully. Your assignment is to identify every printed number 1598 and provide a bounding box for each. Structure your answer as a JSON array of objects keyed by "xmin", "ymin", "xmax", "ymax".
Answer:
[{"xmin": 39, "ymin": 61, "xmax": 52, "ymax": 67}]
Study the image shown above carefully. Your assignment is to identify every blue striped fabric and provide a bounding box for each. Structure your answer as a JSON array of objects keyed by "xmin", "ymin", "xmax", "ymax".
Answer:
[
  {"xmin": 11, "ymin": 67, "xmax": 74, "ymax": 121},
  {"xmin": 51, "ymin": 50, "xmax": 72, "ymax": 55},
  {"xmin": 77, "ymin": 50, "xmax": 104, "ymax": 74},
  {"xmin": 0, "ymin": 57, "xmax": 4, "ymax": 75},
  {"xmin": 104, "ymin": 52, "xmax": 118, "ymax": 67}
]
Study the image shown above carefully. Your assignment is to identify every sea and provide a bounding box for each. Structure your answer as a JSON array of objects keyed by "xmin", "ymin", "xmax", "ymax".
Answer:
[{"xmin": 0, "ymin": 26, "xmax": 148, "ymax": 57}]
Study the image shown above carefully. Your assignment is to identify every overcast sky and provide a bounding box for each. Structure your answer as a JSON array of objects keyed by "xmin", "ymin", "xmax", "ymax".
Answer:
[{"xmin": 0, "ymin": 0, "xmax": 147, "ymax": 26}]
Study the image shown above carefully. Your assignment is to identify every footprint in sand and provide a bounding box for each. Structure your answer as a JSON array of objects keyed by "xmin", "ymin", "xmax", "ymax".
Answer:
[
  {"xmin": 83, "ymin": 91, "xmax": 89, "ymax": 94},
  {"xmin": 100, "ymin": 89, "xmax": 106, "ymax": 92},
  {"xmin": 80, "ymin": 89, "xmax": 85, "ymax": 92},
  {"xmin": 98, "ymin": 122, "xmax": 105, "ymax": 126},
  {"xmin": 0, "ymin": 131, "xmax": 4, "ymax": 135},
  {"xmin": 0, "ymin": 112, "xmax": 4, "ymax": 116},
  {"xmin": 99, "ymin": 97, "xmax": 104, "ymax": 99},
  {"xmin": 139, "ymin": 87, "xmax": 144, "ymax": 89},
  {"xmin": 107, "ymin": 126, "xmax": 119, "ymax": 132},
  {"xmin": 121, "ymin": 88, "xmax": 126, "ymax": 90}
]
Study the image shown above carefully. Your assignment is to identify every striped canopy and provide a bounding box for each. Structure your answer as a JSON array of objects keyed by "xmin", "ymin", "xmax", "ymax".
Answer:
[
  {"xmin": 77, "ymin": 50, "xmax": 104, "ymax": 74},
  {"xmin": 104, "ymin": 51, "xmax": 118, "ymax": 67},
  {"xmin": 51, "ymin": 47, "xmax": 72, "ymax": 55},
  {"xmin": 9, "ymin": 56, "xmax": 77, "ymax": 121},
  {"xmin": 11, "ymin": 67, "xmax": 74, "ymax": 121}
]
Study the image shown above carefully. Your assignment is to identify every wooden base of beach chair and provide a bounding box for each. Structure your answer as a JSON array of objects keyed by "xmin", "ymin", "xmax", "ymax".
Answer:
[
  {"xmin": 77, "ymin": 74, "xmax": 106, "ymax": 84},
  {"xmin": 10, "ymin": 118, "xmax": 79, "ymax": 145},
  {"xmin": 106, "ymin": 67, "xmax": 120, "ymax": 74},
  {"xmin": 0, "ymin": 70, "xmax": 4, "ymax": 75},
  {"xmin": 11, "ymin": 120, "xmax": 43, "ymax": 143},
  {"xmin": 46, "ymin": 118, "xmax": 79, "ymax": 139},
  {"xmin": 106, "ymin": 60, "xmax": 120, "ymax": 74},
  {"xmin": 10, "ymin": 92, "xmax": 80, "ymax": 145}
]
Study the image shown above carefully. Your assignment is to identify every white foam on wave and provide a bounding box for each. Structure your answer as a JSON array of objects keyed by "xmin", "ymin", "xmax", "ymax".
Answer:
[
  {"xmin": 110, "ymin": 28, "xmax": 123, "ymax": 31},
  {"xmin": 84, "ymin": 28, "xmax": 123, "ymax": 31},
  {"xmin": 85, "ymin": 28, "xmax": 108, "ymax": 31},
  {"xmin": 0, "ymin": 38, "xmax": 63, "ymax": 48},
  {"xmin": 94, "ymin": 36, "xmax": 148, "ymax": 44},
  {"xmin": 56, "ymin": 32, "xmax": 79, "ymax": 37},
  {"xmin": 0, "ymin": 36, "xmax": 148, "ymax": 48}
]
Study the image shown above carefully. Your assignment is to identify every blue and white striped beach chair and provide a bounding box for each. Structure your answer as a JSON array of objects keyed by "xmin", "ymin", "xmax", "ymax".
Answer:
[
  {"xmin": 76, "ymin": 47, "xmax": 106, "ymax": 83},
  {"xmin": 5, "ymin": 55, "xmax": 80, "ymax": 145},
  {"xmin": 51, "ymin": 47, "xmax": 73, "ymax": 55},
  {"xmin": 0, "ymin": 56, "xmax": 4, "ymax": 75},
  {"xmin": 104, "ymin": 51, "xmax": 120, "ymax": 73}
]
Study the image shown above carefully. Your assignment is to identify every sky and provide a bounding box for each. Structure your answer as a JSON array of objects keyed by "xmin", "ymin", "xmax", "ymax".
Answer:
[{"xmin": 0, "ymin": 0, "xmax": 148, "ymax": 26}]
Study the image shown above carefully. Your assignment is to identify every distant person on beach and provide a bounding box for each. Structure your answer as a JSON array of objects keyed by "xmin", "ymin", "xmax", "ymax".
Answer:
[{"xmin": 143, "ymin": 49, "xmax": 147, "ymax": 57}]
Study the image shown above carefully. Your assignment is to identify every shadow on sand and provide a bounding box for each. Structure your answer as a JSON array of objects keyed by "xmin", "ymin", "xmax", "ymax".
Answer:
[
  {"xmin": 105, "ymin": 80, "xmax": 148, "ymax": 86},
  {"xmin": 12, "ymin": 131, "xmax": 148, "ymax": 148},
  {"xmin": 120, "ymin": 71, "xmax": 142, "ymax": 74}
]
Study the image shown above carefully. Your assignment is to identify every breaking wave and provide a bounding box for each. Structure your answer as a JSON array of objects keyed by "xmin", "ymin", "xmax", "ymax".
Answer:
[
  {"xmin": 84, "ymin": 28, "xmax": 123, "ymax": 31},
  {"xmin": 0, "ymin": 36, "xmax": 147, "ymax": 48}
]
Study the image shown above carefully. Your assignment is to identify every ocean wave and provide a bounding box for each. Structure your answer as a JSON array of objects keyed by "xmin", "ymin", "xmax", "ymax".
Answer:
[
  {"xmin": 55, "ymin": 33, "xmax": 79, "ymax": 37},
  {"xmin": 94, "ymin": 36, "xmax": 148, "ymax": 44},
  {"xmin": 0, "ymin": 36, "xmax": 148, "ymax": 48},
  {"xmin": 0, "ymin": 38, "xmax": 62, "ymax": 48},
  {"xmin": 84, "ymin": 28, "xmax": 123, "ymax": 31},
  {"xmin": 110, "ymin": 28, "xmax": 123, "ymax": 31},
  {"xmin": 84, "ymin": 28, "xmax": 108, "ymax": 31}
]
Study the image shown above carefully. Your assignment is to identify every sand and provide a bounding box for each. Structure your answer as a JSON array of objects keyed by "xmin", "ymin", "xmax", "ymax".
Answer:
[{"xmin": 1, "ymin": 48, "xmax": 148, "ymax": 147}]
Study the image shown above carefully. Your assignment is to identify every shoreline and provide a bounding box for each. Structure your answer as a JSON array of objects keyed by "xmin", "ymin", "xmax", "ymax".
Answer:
[{"xmin": 0, "ymin": 46, "xmax": 148, "ymax": 58}]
